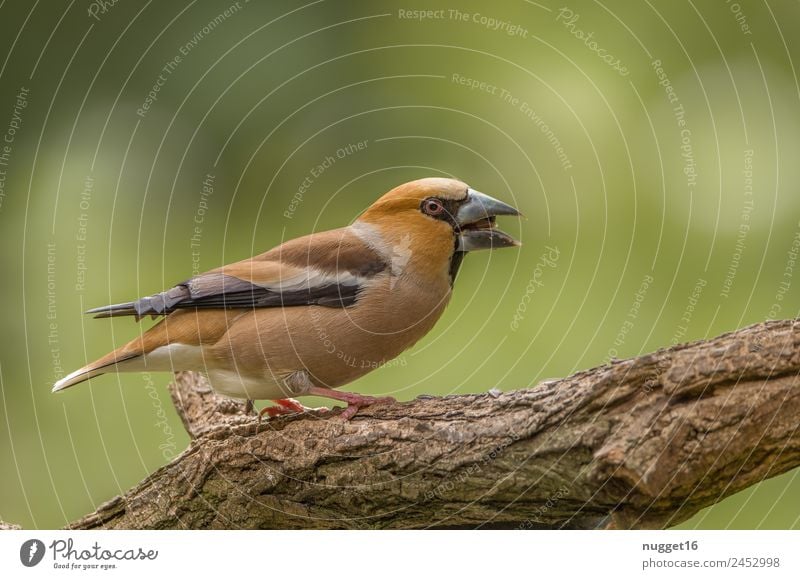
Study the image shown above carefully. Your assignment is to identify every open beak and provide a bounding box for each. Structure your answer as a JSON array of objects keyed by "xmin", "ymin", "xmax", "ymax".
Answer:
[{"xmin": 456, "ymin": 188, "xmax": 521, "ymax": 252}]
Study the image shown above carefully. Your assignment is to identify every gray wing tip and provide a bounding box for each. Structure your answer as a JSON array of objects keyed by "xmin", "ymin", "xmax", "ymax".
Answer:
[
  {"xmin": 84, "ymin": 286, "xmax": 190, "ymax": 319},
  {"xmin": 85, "ymin": 302, "xmax": 137, "ymax": 318}
]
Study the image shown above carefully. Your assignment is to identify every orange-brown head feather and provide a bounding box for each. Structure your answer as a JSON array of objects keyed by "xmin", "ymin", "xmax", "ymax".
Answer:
[{"xmin": 358, "ymin": 178, "xmax": 469, "ymax": 282}]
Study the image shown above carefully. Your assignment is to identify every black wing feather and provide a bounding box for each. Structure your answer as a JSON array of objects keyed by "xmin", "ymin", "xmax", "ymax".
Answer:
[{"xmin": 86, "ymin": 274, "xmax": 362, "ymax": 319}]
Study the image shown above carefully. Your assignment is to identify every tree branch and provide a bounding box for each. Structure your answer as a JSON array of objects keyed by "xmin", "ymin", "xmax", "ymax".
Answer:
[
  {"xmin": 57, "ymin": 319, "xmax": 800, "ymax": 529},
  {"xmin": 0, "ymin": 520, "xmax": 21, "ymax": 530}
]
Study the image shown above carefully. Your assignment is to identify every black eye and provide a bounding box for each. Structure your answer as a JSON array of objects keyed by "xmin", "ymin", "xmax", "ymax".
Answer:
[{"xmin": 422, "ymin": 198, "xmax": 444, "ymax": 216}]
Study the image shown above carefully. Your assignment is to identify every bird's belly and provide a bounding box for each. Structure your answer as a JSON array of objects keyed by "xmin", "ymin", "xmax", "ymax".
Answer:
[
  {"xmin": 208, "ymin": 280, "xmax": 451, "ymax": 393},
  {"xmin": 141, "ymin": 343, "xmax": 205, "ymax": 371},
  {"xmin": 215, "ymin": 324, "xmax": 405, "ymax": 391},
  {"xmin": 212, "ymin": 310, "xmax": 443, "ymax": 390},
  {"xmin": 205, "ymin": 369, "xmax": 298, "ymax": 400}
]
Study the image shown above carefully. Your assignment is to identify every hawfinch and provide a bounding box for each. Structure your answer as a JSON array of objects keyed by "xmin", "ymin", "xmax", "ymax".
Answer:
[{"xmin": 53, "ymin": 178, "xmax": 520, "ymax": 419}]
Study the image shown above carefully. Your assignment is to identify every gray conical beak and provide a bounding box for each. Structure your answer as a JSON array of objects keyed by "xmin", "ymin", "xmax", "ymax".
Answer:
[{"xmin": 456, "ymin": 188, "xmax": 521, "ymax": 252}]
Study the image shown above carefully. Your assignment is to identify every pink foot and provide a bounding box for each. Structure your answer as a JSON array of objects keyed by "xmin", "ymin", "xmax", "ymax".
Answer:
[
  {"xmin": 274, "ymin": 398, "xmax": 307, "ymax": 413},
  {"xmin": 258, "ymin": 398, "xmax": 328, "ymax": 421},
  {"xmin": 306, "ymin": 386, "xmax": 396, "ymax": 420}
]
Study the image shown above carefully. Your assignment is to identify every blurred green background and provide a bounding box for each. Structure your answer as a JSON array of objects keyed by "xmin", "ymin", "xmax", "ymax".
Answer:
[{"xmin": 0, "ymin": 0, "xmax": 798, "ymax": 529}]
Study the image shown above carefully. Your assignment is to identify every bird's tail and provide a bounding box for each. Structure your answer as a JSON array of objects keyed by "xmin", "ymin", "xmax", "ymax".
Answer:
[
  {"xmin": 53, "ymin": 310, "xmax": 214, "ymax": 393},
  {"xmin": 52, "ymin": 347, "xmax": 141, "ymax": 392}
]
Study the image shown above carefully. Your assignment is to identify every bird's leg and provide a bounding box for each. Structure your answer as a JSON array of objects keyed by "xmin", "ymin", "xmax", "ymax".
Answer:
[
  {"xmin": 306, "ymin": 386, "xmax": 395, "ymax": 420},
  {"xmin": 257, "ymin": 398, "xmax": 328, "ymax": 421}
]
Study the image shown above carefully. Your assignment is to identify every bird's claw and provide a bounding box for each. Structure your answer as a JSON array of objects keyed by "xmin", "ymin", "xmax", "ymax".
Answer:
[
  {"xmin": 257, "ymin": 398, "xmax": 329, "ymax": 421},
  {"xmin": 337, "ymin": 395, "xmax": 396, "ymax": 421}
]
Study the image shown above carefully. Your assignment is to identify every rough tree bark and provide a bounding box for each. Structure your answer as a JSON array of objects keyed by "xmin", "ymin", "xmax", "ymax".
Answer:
[{"xmin": 5, "ymin": 320, "xmax": 799, "ymax": 530}]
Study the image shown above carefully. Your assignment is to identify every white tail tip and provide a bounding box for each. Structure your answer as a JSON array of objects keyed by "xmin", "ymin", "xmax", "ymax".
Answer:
[{"xmin": 52, "ymin": 367, "xmax": 96, "ymax": 392}]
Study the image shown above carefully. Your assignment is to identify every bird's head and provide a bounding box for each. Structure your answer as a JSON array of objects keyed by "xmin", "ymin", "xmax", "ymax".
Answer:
[{"xmin": 356, "ymin": 177, "xmax": 521, "ymax": 281}]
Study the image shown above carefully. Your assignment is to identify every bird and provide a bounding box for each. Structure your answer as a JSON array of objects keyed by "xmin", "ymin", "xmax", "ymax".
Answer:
[{"xmin": 52, "ymin": 177, "xmax": 521, "ymax": 419}]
